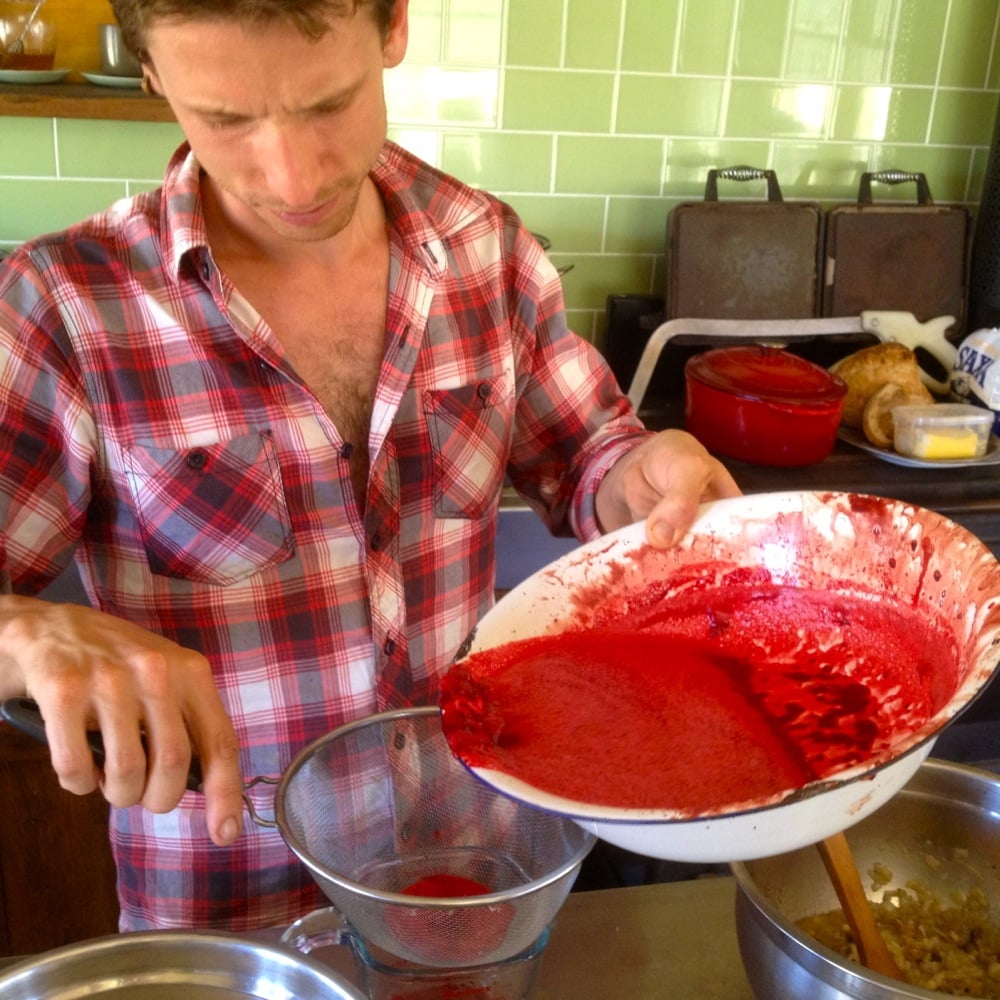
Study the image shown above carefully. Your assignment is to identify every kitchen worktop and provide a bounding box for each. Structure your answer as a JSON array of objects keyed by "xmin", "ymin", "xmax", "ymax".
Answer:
[
  {"xmin": 0, "ymin": 876, "xmax": 756, "ymax": 999},
  {"xmin": 536, "ymin": 876, "xmax": 753, "ymax": 999},
  {"xmin": 503, "ymin": 394, "xmax": 1000, "ymax": 557},
  {"xmin": 718, "ymin": 435, "xmax": 1000, "ymax": 540},
  {"xmin": 292, "ymin": 876, "xmax": 755, "ymax": 998}
]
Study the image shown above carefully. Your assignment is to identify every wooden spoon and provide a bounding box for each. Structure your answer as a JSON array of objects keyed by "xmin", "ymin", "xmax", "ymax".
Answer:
[{"xmin": 817, "ymin": 831, "xmax": 905, "ymax": 981}]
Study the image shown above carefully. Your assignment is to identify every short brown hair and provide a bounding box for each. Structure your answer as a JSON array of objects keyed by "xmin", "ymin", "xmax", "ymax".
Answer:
[{"xmin": 109, "ymin": 0, "xmax": 397, "ymax": 57}]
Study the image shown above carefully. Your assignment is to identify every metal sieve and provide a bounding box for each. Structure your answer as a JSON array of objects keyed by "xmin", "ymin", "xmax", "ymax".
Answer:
[{"xmin": 274, "ymin": 706, "xmax": 595, "ymax": 967}]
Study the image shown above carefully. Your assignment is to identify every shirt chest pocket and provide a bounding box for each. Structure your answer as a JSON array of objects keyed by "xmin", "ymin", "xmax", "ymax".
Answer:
[
  {"xmin": 424, "ymin": 378, "xmax": 513, "ymax": 518},
  {"xmin": 123, "ymin": 431, "xmax": 294, "ymax": 586}
]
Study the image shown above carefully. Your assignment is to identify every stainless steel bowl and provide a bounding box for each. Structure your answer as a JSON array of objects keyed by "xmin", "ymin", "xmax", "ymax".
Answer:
[
  {"xmin": 98, "ymin": 23, "xmax": 141, "ymax": 77},
  {"xmin": 0, "ymin": 930, "xmax": 367, "ymax": 998},
  {"xmin": 732, "ymin": 758, "xmax": 1000, "ymax": 999}
]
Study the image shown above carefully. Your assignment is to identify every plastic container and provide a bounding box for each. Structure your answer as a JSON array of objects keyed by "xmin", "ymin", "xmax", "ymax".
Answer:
[
  {"xmin": 892, "ymin": 403, "xmax": 992, "ymax": 461},
  {"xmin": 684, "ymin": 346, "xmax": 847, "ymax": 466}
]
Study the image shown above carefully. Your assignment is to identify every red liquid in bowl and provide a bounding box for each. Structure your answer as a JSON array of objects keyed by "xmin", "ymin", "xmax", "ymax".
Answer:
[
  {"xmin": 402, "ymin": 875, "xmax": 491, "ymax": 898},
  {"xmin": 441, "ymin": 571, "xmax": 959, "ymax": 816},
  {"xmin": 385, "ymin": 875, "xmax": 515, "ymax": 965}
]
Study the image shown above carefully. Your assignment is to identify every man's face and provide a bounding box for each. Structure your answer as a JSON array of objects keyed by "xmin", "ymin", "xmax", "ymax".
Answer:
[{"xmin": 144, "ymin": 4, "xmax": 408, "ymax": 245}]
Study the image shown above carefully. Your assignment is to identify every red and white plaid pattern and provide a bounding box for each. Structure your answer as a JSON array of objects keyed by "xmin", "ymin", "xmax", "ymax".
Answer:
[{"xmin": 0, "ymin": 141, "xmax": 648, "ymax": 931}]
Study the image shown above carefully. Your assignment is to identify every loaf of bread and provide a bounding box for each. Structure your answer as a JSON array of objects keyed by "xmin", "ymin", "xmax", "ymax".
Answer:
[
  {"xmin": 829, "ymin": 343, "xmax": 934, "ymax": 442},
  {"xmin": 861, "ymin": 382, "xmax": 910, "ymax": 448}
]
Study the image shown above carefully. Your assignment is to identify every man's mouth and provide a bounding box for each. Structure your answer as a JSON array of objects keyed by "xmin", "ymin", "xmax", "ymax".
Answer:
[{"xmin": 272, "ymin": 199, "xmax": 337, "ymax": 226}]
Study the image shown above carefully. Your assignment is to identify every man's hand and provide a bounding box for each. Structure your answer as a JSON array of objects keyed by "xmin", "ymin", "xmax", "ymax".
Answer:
[
  {"xmin": 0, "ymin": 595, "xmax": 244, "ymax": 847},
  {"xmin": 595, "ymin": 429, "xmax": 741, "ymax": 546}
]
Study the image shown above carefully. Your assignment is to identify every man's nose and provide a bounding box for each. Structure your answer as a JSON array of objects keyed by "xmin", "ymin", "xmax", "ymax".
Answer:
[{"xmin": 257, "ymin": 125, "xmax": 326, "ymax": 208}]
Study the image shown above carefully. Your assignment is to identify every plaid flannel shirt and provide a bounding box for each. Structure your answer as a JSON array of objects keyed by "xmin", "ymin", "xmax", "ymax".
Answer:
[{"xmin": 0, "ymin": 140, "xmax": 649, "ymax": 931}]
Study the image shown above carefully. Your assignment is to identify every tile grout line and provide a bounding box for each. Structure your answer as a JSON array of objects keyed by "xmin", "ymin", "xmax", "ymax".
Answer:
[{"xmin": 926, "ymin": 0, "xmax": 952, "ymax": 147}]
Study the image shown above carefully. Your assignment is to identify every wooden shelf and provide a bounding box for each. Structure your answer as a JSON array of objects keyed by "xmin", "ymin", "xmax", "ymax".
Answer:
[{"xmin": 0, "ymin": 82, "xmax": 173, "ymax": 122}]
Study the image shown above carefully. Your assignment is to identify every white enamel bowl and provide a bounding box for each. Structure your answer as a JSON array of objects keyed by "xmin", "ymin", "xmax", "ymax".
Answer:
[{"xmin": 448, "ymin": 491, "xmax": 1000, "ymax": 862}]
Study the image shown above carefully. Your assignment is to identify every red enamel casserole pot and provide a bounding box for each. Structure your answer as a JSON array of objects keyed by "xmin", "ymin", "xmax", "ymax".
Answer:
[{"xmin": 684, "ymin": 345, "xmax": 847, "ymax": 466}]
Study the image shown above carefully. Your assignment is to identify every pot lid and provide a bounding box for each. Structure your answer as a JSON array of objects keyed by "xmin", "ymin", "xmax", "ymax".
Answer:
[{"xmin": 686, "ymin": 346, "xmax": 847, "ymax": 406}]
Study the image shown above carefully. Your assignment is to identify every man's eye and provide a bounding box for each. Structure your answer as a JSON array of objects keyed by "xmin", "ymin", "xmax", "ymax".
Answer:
[
  {"xmin": 204, "ymin": 115, "xmax": 247, "ymax": 130},
  {"xmin": 309, "ymin": 102, "xmax": 346, "ymax": 119}
]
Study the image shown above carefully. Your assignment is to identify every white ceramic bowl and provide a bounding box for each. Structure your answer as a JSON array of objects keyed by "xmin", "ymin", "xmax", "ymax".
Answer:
[{"xmin": 448, "ymin": 491, "xmax": 1000, "ymax": 862}]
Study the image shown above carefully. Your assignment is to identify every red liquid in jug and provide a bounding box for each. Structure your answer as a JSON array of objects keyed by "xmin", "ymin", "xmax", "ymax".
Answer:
[{"xmin": 3, "ymin": 53, "xmax": 56, "ymax": 70}]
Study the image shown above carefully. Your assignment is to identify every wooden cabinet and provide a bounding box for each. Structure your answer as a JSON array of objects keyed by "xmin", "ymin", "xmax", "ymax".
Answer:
[
  {"xmin": 0, "ymin": 723, "xmax": 119, "ymax": 956},
  {"xmin": 0, "ymin": 568, "xmax": 120, "ymax": 956}
]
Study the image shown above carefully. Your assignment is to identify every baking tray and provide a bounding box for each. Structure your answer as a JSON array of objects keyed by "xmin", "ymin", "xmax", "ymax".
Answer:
[
  {"xmin": 666, "ymin": 166, "xmax": 822, "ymax": 320},
  {"xmin": 822, "ymin": 170, "xmax": 968, "ymax": 337}
]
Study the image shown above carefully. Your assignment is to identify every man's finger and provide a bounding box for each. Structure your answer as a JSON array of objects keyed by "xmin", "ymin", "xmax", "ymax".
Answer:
[{"xmin": 194, "ymin": 722, "xmax": 245, "ymax": 846}]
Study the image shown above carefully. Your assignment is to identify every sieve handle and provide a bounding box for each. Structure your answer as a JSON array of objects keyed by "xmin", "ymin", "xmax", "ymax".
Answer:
[{"xmin": 0, "ymin": 696, "xmax": 205, "ymax": 791}]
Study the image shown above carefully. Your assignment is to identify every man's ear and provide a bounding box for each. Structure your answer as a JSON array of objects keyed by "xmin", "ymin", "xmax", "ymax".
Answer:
[
  {"xmin": 383, "ymin": 0, "xmax": 409, "ymax": 69},
  {"xmin": 140, "ymin": 59, "xmax": 161, "ymax": 96}
]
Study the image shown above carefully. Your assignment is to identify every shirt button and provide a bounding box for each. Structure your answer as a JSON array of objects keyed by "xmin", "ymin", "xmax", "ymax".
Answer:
[
  {"xmin": 200, "ymin": 262, "xmax": 211, "ymax": 281},
  {"xmin": 383, "ymin": 638, "xmax": 396, "ymax": 656},
  {"xmin": 371, "ymin": 532, "xmax": 382, "ymax": 552},
  {"xmin": 340, "ymin": 442, "xmax": 354, "ymax": 460},
  {"xmin": 186, "ymin": 449, "xmax": 208, "ymax": 470},
  {"xmin": 477, "ymin": 382, "xmax": 492, "ymax": 400}
]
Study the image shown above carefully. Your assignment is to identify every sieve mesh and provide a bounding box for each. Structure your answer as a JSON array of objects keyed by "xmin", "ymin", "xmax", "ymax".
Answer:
[{"xmin": 275, "ymin": 707, "xmax": 594, "ymax": 967}]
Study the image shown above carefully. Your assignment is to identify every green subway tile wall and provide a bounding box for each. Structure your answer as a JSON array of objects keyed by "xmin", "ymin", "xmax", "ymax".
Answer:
[{"xmin": 2, "ymin": 0, "xmax": 999, "ymax": 344}]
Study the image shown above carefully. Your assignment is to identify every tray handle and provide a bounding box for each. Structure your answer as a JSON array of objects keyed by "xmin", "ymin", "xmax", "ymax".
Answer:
[
  {"xmin": 704, "ymin": 165, "xmax": 784, "ymax": 203},
  {"xmin": 858, "ymin": 170, "xmax": 933, "ymax": 205}
]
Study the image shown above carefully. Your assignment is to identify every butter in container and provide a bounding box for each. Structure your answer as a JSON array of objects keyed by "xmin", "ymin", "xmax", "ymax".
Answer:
[{"xmin": 892, "ymin": 403, "xmax": 993, "ymax": 461}]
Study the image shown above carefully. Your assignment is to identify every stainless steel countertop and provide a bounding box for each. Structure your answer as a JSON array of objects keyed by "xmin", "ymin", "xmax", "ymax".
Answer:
[
  {"xmin": 253, "ymin": 876, "xmax": 756, "ymax": 999},
  {"xmin": 536, "ymin": 876, "xmax": 754, "ymax": 999},
  {"xmin": 0, "ymin": 877, "xmax": 757, "ymax": 999}
]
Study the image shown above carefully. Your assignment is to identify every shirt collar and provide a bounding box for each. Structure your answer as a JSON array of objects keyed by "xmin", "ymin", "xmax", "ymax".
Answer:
[
  {"xmin": 157, "ymin": 139, "xmax": 493, "ymax": 282},
  {"xmin": 160, "ymin": 142, "xmax": 211, "ymax": 283},
  {"xmin": 372, "ymin": 140, "xmax": 491, "ymax": 275}
]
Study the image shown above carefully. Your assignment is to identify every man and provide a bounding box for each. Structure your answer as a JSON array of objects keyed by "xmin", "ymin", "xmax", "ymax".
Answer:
[{"xmin": 0, "ymin": 0, "xmax": 738, "ymax": 931}]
